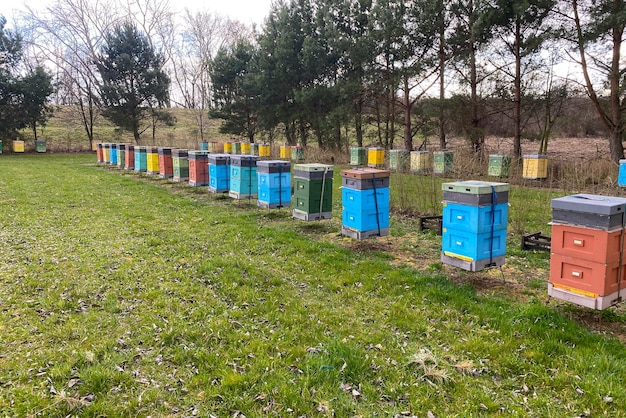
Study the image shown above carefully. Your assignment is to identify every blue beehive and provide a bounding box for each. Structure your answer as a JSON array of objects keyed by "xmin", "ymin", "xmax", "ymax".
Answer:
[
  {"xmin": 340, "ymin": 168, "xmax": 390, "ymax": 239},
  {"xmin": 134, "ymin": 146, "xmax": 147, "ymax": 172},
  {"xmin": 618, "ymin": 160, "xmax": 626, "ymax": 188},
  {"xmin": 442, "ymin": 202, "xmax": 508, "ymax": 234},
  {"xmin": 441, "ymin": 180, "xmax": 509, "ymax": 271},
  {"xmin": 208, "ymin": 154, "xmax": 230, "ymax": 193},
  {"xmin": 110, "ymin": 144, "xmax": 118, "ymax": 165},
  {"xmin": 257, "ymin": 160, "xmax": 291, "ymax": 208},
  {"xmin": 229, "ymin": 155, "xmax": 259, "ymax": 199}
]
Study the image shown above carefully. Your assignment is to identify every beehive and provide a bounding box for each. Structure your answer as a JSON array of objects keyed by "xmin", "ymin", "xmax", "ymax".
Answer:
[
  {"xmin": 199, "ymin": 141, "xmax": 209, "ymax": 151},
  {"xmin": 341, "ymin": 168, "xmax": 390, "ymax": 239},
  {"xmin": 229, "ymin": 155, "xmax": 259, "ymax": 199},
  {"xmin": 0, "ymin": 140, "xmax": 3, "ymax": 154},
  {"xmin": 208, "ymin": 154, "xmax": 230, "ymax": 193},
  {"xmin": 259, "ymin": 144, "xmax": 271, "ymax": 158},
  {"xmin": 188, "ymin": 151, "xmax": 210, "ymax": 186},
  {"xmin": 172, "ymin": 149, "xmax": 189, "ymax": 182},
  {"xmin": 103, "ymin": 143, "xmax": 110, "ymax": 163},
  {"xmin": 250, "ymin": 143, "xmax": 259, "ymax": 156},
  {"xmin": 232, "ymin": 142, "xmax": 242, "ymax": 154},
  {"xmin": 224, "ymin": 142, "xmax": 233, "ymax": 154},
  {"xmin": 279, "ymin": 145, "xmax": 290, "ymax": 159},
  {"xmin": 548, "ymin": 193, "xmax": 626, "ymax": 309},
  {"xmin": 488, "ymin": 155, "xmax": 511, "ymax": 177},
  {"xmin": 124, "ymin": 144, "xmax": 135, "ymax": 170},
  {"xmin": 13, "ymin": 140, "xmax": 24, "ymax": 153},
  {"xmin": 116, "ymin": 144, "xmax": 127, "ymax": 168},
  {"xmin": 134, "ymin": 146, "xmax": 147, "ymax": 172},
  {"xmin": 158, "ymin": 147, "xmax": 174, "ymax": 179},
  {"xmin": 35, "ymin": 140, "xmax": 46, "ymax": 153},
  {"xmin": 292, "ymin": 164, "xmax": 334, "ymax": 221},
  {"xmin": 410, "ymin": 151, "xmax": 431, "ymax": 173},
  {"xmin": 619, "ymin": 159, "xmax": 626, "ymax": 187},
  {"xmin": 208, "ymin": 141, "xmax": 223, "ymax": 153},
  {"xmin": 440, "ymin": 180, "xmax": 509, "ymax": 271},
  {"xmin": 109, "ymin": 143, "xmax": 119, "ymax": 166},
  {"xmin": 389, "ymin": 149, "xmax": 409, "ymax": 171},
  {"xmin": 291, "ymin": 146, "xmax": 304, "ymax": 161},
  {"xmin": 241, "ymin": 143, "xmax": 251, "ymax": 155},
  {"xmin": 96, "ymin": 143, "xmax": 103, "ymax": 163},
  {"xmin": 257, "ymin": 160, "xmax": 291, "ymax": 209},
  {"xmin": 522, "ymin": 154, "xmax": 548, "ymax": 179},
  {"xmin": 367, "ymin": 147, "xmax": 385, "ymax": 168},
  {"xmin": 146, "ymin": 147, "xmax": 159, "ymax": 175},
  {"xmin": 433, "ymin": 150, "xmax": 453, "ymax": 174},
  {"xmin": 350, "ymin": 147, "xmax": 366, "ymax": 166}
]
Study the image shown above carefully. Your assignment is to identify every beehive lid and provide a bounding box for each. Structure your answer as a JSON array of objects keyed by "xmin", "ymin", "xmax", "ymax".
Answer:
[
  {"xmin": 257, "ymin": 160, "xmax": 291, "ymax": 167},
  {"xmin": 341, "ymin": 168, "xmax": 390, "ymax": 179},
  {"xmin": 523, "ymin": 154, "xmax": 548, "ymax": 159},
  {"xmin": 294, "ymin": 163, "xmax": 333, "ymax": 172},
  {"xmin": 442, "ymin": 180, "xmax": 509, "ymax": 194},
  {"xmin": 208, "ymin": 153, "xmax": 230, "ymax": 161},
  {"xmin": 551, "ymin": 194, "xmax": 626, "ymax": 215},
  {"xmin": 390, "ymin": 149, "xmax": 409, "ymax": 154}
]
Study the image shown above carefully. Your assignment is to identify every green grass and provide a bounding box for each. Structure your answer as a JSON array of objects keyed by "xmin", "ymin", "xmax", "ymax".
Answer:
[{"xmin": 1, "ymin": 154, "xmax": 626, "ymax": 416}]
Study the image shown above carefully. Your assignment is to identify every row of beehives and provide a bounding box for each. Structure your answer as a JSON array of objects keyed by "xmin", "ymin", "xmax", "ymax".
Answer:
[{"xmin": 96, "ymin": 143, "xmax": 626, "ymax": 311}]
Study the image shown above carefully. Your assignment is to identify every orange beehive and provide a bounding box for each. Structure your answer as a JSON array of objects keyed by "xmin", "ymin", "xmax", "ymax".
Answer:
[
  {"xmin": 549, "ymin": 253, "xmax": 626, "ymax": 297},
  {"xmin": 551, "ymin": 224, "xmax": 626, "ymax": 264},
  {"xmin": 188, "ymin": 151, "xmax": 209, "ymax": 186},
  {"xmin": 124, "ymin": 145, "xmax": 135, "ymax": 170}
]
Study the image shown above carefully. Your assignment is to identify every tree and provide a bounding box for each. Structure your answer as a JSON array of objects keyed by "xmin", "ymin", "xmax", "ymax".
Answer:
[
  {"xmin": 210, "ymin": 39, "xmax": 259, "ymax": 141},
  {"xmin": 19, "ymin": 66, "xmax": 55, "ymax": 140},
  {"xmin": 96, "ymin": 22, "xmax": 170, "ymax": 142},
  {"xmin": 568, "ymin": 0, "xmax": 626, "ymax": 162},
  {"xmin": 0, "ymin": 15, "xmax": 25, "ymax": 138}
]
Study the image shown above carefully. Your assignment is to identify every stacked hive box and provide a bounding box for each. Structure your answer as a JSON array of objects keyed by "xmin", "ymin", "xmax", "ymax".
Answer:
[
  {"xmin": 250, "ymin": 143, "xmax": 259, "ymax": 156},
  {"xmin": 200, "ymin": 141, "xmax": 209, "ymax": 151},
  {"xmin": 257, "ymin": 160, "xmax": 291, "ymax": 209},
  {"xmin": 441, "ymin": 181, "xmax": 509, "ymax": 271},
  {"xmin": 434, "ymin": 150, "xmax": 453, "ymax": 174},
  {"xmin": 488, "ymin": 155, "xmax": 511, "ymax": 178},
  {"xmin": 158, "ymin": 147, "xmax": 174, "ymax": 179},
  {"xmin": 224, "ymin": 142, "xmax": 233, "ymax": 154},
  {"xmin": 229, "ymin": 155, "xmax": 259, "ymax": 199},
  {"xmin": 367, "ymin": 147, "xmax": 385, "ymax": 168},
  {"xmin": 548, "ymin": 194, "xmax": 626, "ymax": 309},
  {"xmin": 36, "ymin": 140, "xmax": 46, "ymax": 153},
  {"xmin": 96, "ymin": 143, "xmax": 104, "ymax": 163},
  {"xmin": 241, "ymin": 143, "xmax": 251, "ymax": 155},
  {"xmin": 232, "ymin": 142, "xmax": 242, "ymax": 154},
  {"xmin": 14, "ymin": 140, "xmax": 25, "ymax": 153},
  {"xmin": 259, "ymin": 144, "xmax": 271, "ymax": 158},
  {"xmin": 146, "ymin": 146, "xmax": 159, "ymax": 175},
  {"xmin": 0, "ymin": 140, "xmax": 2, "ymax": 154},
  {"xmin": 109, "ymin": 143, "xmax": 118, "ymax": 166},
  {"xmin": 522, "ymin": 154, "xmax": 548, "ymax": 179},
  {"xmin": 134, "ymin": 146, "xmax": 147, "ymax": 172},
  {"xmin": 410, "ymin": 151, "xmax": 431, "ymax": 173},
  {"xmin": 341, "ymin": 168, "xmax": 390, "ymax": 239},
  {"xmin": 103, "ymin": 143, "xmax": 110, "ymax": 163},
  {"xmin": 172, "ymin": 149, "xmax": 189, "ymax": 182},
  {"xmin": 350, "ymin": 147, "xmax": 366, "ymax": 166},
  {"xmin": 389, "ymin": 149, "xmax": 409, "ymax": 171},
  {"xmin": 279, "ymin": 145, "xmax": 290, "ymax": 159},
  {"xmin": 116, "ymin": 144, "xmax": 127, "ymax": 168},
  {"xmin": 618, "ymin": 159, "xmax": 626, "ymax": 187},
  {"xmin": 188, "ymin": 151, "xmax": 210, "ymax": 186},
  {"xmin": 292, "ymin": 164, "xmax": 333, "ymax": 221},
  {"xmin": 208, "ymin": 154, "xmax": 230, "ymax": 193},
  {"xmin": 291, "ymin": 146, "xmax": 304, "ymax": 161},
  {"xmin": 124, "ymin": 145, "xmax": 135, "ymax": 170}
]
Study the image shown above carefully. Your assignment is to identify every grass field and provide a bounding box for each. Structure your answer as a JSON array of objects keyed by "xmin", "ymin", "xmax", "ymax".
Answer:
[{"xmin": 1, "ymin": 154, "xmax": 626, "ymax": 416}]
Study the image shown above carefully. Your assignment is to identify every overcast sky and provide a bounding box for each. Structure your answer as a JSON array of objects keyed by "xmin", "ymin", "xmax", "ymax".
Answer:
[{"xmin": 3, "ymin": 0, "xmax": 275, "ymax": 25}]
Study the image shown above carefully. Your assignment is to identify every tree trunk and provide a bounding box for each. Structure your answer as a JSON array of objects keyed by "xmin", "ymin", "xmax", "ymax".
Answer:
[
  {"xmin": 438, "ymin": 5, "xmax": 447, "ymax": 150},
  {"xmin": 354, "ymin": 98, "xmax": 363, "ymax": 147},
  {"xmin": 513, "ymin": 18, "xmax": 522, "ymax": 159},
  {"xmin": 403, "ymin": 77, "xmax": 413, "ymax": 151}
]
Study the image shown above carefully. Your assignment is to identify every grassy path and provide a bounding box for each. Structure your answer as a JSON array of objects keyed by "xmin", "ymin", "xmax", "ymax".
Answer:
[{"xmin": 0, "ymin": 154, "xmax": 625, "ymax": 416}]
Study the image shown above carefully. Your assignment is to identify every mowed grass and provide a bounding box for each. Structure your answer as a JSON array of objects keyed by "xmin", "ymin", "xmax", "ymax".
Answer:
[{"xmin": 1, "ymin": 154, "xmax": 626, "ymax": 417}]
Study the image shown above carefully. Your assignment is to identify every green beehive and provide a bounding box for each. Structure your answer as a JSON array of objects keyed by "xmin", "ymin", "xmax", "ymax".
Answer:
[
  {"xmin": 36, "ymin": 140, "xmax": 46, "ymax": 153},
  {"xmin": 232, "ymin": 142, "xmax": 241, "ymax": 154},
  {"xmin": 433, "ymin": 150, "xmax": 453, "ymax": 174},
  {"xmin": 291, "ymin": 146, "xmax": 304, "ymax": 161},
  {"xmin": 293, "ymin": 178, "xmax": 333, "ymax": 213},
  {"xmin": 350, "ymin": 147, "xmax": 366, "ymax": 166},
  {"xmin": 172, "ymin": 149, "xmax": 189, "ymax": 182},
  {"xmin": 488, "ymin": 155, "xmax": 511, "ymax": 177},
  {"xmin": 0, "ymin": 140, "xmax": 3, "ymax": 154},
  {"xmin": 389, "ymin": 149, "xmax": 409, "ymax": 171}
]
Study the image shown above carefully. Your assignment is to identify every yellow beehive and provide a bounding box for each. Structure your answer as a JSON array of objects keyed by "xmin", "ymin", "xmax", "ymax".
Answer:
[
  {"xmin": 410, "ymin": 151, "xmax": 431, "ymax": 172},
  {"xmin": 224, "ymin": 142, "xmax": 233, "ymax": 154},
  {"xmin": 259, "ymin": 144, "xmax": 271, "ymax": 157},
  {"xmin": 14, "ymin": 140, "xmax": 25, "ymax": 153},
  {"xmin": 241, "ymin": 143, "xmax": 251, "ymax": 155},
  {"xmin": 523, "ymin": 154, "xmax": 548, "ymax": 179},
  {"xmin": 280, "ymin": 145, "xmax": 290, "ymax": 159},
  {"xmin": 147, "ymin": 148, "xmax": 160, "ymax": 174},
  {"xmin": 368, "ymin": 147, "xmax": 385, "ymax": 167}
]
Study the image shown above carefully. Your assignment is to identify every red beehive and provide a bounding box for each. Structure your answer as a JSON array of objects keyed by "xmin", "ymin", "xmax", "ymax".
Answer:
[
  {"xmin": 125, "ymin": 144, "xmax": 135, "ymax": 170},
  {"xmin": 158, "ymin": 147, "xmax": 174, "ymax": 178},
  {"xmin": 188, "ymin": 151, "xmax": 209, "ymax": 186}
]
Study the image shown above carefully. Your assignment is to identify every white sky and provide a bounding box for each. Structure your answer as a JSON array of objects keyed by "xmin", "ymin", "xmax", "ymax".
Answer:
[{"xmin": 3, "ymin": 0, "xmax": 275, "ymax": 26}]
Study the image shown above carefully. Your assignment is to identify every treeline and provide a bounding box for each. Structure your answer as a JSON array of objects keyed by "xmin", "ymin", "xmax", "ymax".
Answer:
[{"xmin": 4, "ymin": 0, "xmax": 626, "ymax": 161}]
